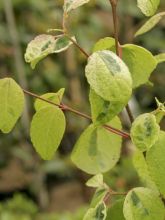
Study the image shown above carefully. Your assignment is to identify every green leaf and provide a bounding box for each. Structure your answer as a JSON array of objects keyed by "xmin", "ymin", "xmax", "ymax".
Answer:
[
  {"xmin": 146, "ymin": 131, "xmax": 165, "ymax": 198},
  {"xmin": 25, "ymin": 35, "xmax": 75, "ymax": 69},
  {"xmin": 123, "ymin": 187, "xmax": 165, "ymax": 220},
  {"xmin": 71, "ymin": 117, "xmax": 122, "ymax": 174},
  {"xmin": 0, "ymin": 78, "xmax": 24, "ymax": 133},
  {"xmin": 106, "ymin": 199, "xmax": 125, "ymax": 220},
  {"xmin": 83, "ymin": 202, "xmax": 107, "ymax": 220},
  {"xmin": 133, "ymin": 149, "xmax": 158, "ymax": 193},
  {"xmin": 131, "ymin": 113, "xmax": 160, "ymax": 152},
  {"xmin": 93, "ymin": 38, "xmax": 157, "ymax": 88},
  {"xmin": 85, "ymin": 50, "xmax": 132, "ymax": 104},
  {"xmin": 155, "ymin": 53, "xmax": 165, "ymax": 64},
  {"xmin": 93, "ymin": 37, "xmax": 115, "ymax": 52},
  {"xmin": 90, "ymin": 187, "xmax": 108, "ymax": 208},
  {"xmin": 89, "ymin": 88, "xmax": 126, "ymax": 125},
  {"xmin": 122, "ymin": 44, "xmax": 157, "ymax": 88},
  {"xmin": 34, "ymin": 88, "xmax": 65, "ymax": 111},
  {"xmin": 137, "ymin": 0, "xmax": 160, "ymax": 17},
  {"xmin": 135, "ymin": 12, "xmax": 165, "ymax": 37},
  {"xmin": 30, "ymin": 106, "xmax": 66, "ymax": 160},
  {"xmin": 86, "ymin": 174, "xmax": 104, "ymax": 188},
  {"xmin": 64, "ymin": 0, "xmax": 90, "ymax": 13},
  {"xmin": 84, "ymin": 186, "xmax": 108, "ymax": 219}
]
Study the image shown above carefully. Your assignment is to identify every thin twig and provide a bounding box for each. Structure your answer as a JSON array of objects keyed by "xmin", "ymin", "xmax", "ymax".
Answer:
[
  {"xmin": 103, "ymin": 125, "xmax": 129, "ymax": 138},
  {"xmin": 62, "ymin": 11, "xmax": 68, "ymax": 33},
  {"xmin": 109, "ymin": 0, "xmax": 134, "ymax": 123},
  {"xmin": 65, "ymin": 34, "xmax": 89, "ymax": 58},
  {"xmin": 125, "ymin": 104, "xmax": 134, "ymax": 124},
  {"xmin": 110, "ymin": 0, "xmax": 119, "ymax": 56},
  {"xmin": 62, "ymin": 9, "xmax": 89, "ymax": 58},
  {"xmin": 22, "ymin": 89, "xmax": 130, "ymax": 138}
]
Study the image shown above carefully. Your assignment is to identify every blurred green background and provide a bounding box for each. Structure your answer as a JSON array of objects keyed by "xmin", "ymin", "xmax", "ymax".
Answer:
[{"xmin": 0, "ymin": 0, "xmax": 165, "ymax": 219}]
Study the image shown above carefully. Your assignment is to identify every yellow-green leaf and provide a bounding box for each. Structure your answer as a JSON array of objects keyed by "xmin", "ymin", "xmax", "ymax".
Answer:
[
  {"xmin": 106, "ymin": 199, "xmax": 125, "ymax": 220},
  {"xmin": 93, "ymin": 38, "xmax": 157, "ymax": 88},
  {"xmin": 122, "ymin": 44, "xmax": 157, "ymax": 88},
  {"xmin": 133, "ymin": 149, "xmax": 158, "ymax": 193},
  {"xmin": 146, "ymin": 131, "xmax": 165, "ymax": 198},
  {"xmin": 123, "ymin": 187, "xmax": 165, "ymax": 220},
  {"xmin": 64, "ymin": 0, "xmax": 90, "ymax": 13},
  {"xmin": 71, "ymin": 117, "xmax": 122, "ymax": 174},
  {"xmin": 155, "ymin": 53, "xmax": 165, "ymax": 64},
  {"xmin": 86, "ymin": 174, "xmax": 105, "ymax": 188},
  {"xmin": 135, "ymin": 12, "xmax": 165, "ymax": 37},
  {"xmin": 131, "ymin": 113, "xmax": 160, "ymax": 152},
  {"xmin": 89, "ymin": 88, "xmax": 126, "ymax": 125},
  {"xmin": 137, "ymin": 0, "xmax": 160, "ymax": 17},
  {"xmin": 93, "ymin": 37, "xmax": 115, "ymax": 52},
  {"xmin": 0, "ymin": 78, "xmax": 24, "ymax": 133},
  {"xmin": 34, "ymin": 88, "xmax": 65, "ymax": 111},
  {"xmin": 30, "ymin": 106, "xmax": 66, "ymax": 160},
  {"xmin": 83, "ymin": 202, "xmax": 107, "ymax": 220},
  {"xmin": 85, "ymin": 50, "xmax": 132, "ymax": 104}
]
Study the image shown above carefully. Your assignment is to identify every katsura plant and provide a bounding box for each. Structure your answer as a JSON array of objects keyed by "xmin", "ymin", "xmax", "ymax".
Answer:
[{"xmin": 0, "ymin": 0, "xmax": 165, "ymax": 219}]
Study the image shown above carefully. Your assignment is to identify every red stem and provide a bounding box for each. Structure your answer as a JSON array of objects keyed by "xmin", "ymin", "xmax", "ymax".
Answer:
[{"xmin": 23, "ymin": 89, "xmax": 130, "ymax": 138}]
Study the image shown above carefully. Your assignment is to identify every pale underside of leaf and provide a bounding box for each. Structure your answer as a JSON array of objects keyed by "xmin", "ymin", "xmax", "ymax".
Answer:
[{"xmin": 25, "ymin": 35, "xmax": 75, "ymax": 69}]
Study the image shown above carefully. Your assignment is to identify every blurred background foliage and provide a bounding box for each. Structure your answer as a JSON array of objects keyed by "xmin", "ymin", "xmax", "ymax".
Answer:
[{"xmin": 0, "ymin": 0, "xmax": 164, "ymax": 219}]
